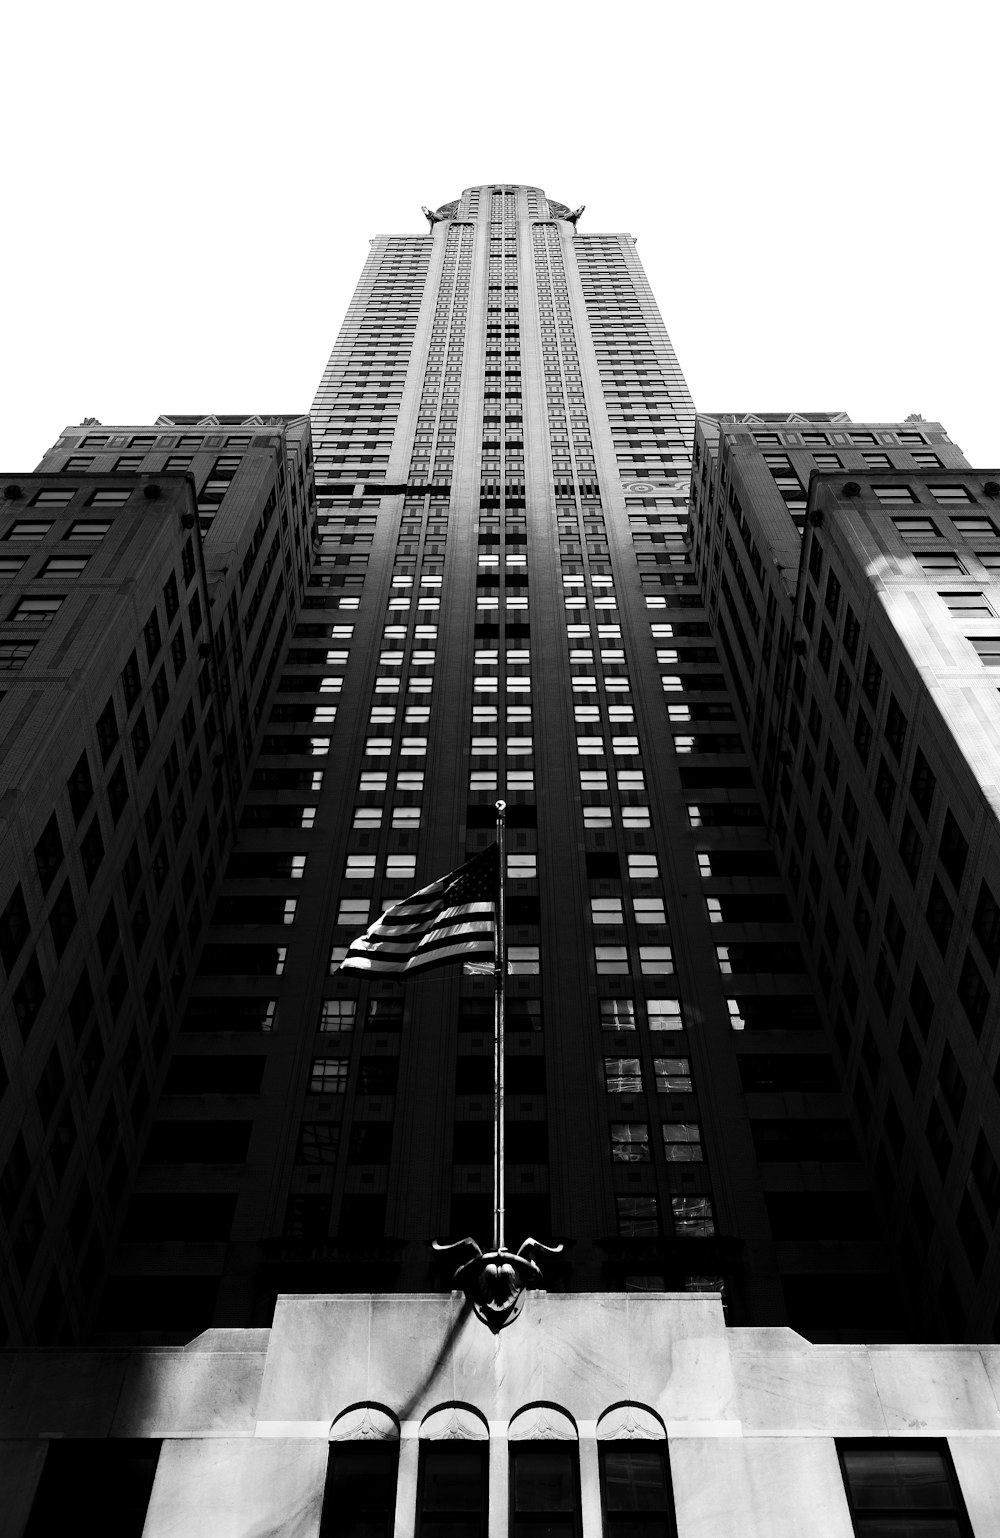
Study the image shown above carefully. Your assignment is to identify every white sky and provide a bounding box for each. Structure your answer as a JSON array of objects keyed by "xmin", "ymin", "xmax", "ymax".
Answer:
[{"xmin": 3, "ymin": 0, "xmax": 998, "ymax": 470}]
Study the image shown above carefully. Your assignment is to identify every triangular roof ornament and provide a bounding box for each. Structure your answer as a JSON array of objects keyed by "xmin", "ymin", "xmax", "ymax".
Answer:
[
  {"xmin": 788, "ymin": 414, "xmax": 809, "ymax": 425},
  {"xmin": 196, "ymin": 414, "xmax": 220, "ymax": 428},
  {"xmin": 742, "ymin": 414, "xmax": 765, "ymax": 425},
  {"xmin": 241, "ymin": 415, "xmax": 264, "ymax": 427},
  {"xmin": 155, "ymin": 415, "xmax": 176, "ymax": 427}
]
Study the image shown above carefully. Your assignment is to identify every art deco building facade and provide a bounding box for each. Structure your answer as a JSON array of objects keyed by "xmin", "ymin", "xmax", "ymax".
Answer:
[
  {"xmin": 0, "ymin": 418, "xmax": 314, "ymax": 1345},
  {"xmin": 2, "ymin": 184, "xmax": 988, "ymax": 1347},
  {"xmin": 2, "ymin": 182, "xmax": 1000, "ymax": 1535},
  {"xmin": 689, "ymin": 420, "xmax": 1000, "ymax": 1339}
]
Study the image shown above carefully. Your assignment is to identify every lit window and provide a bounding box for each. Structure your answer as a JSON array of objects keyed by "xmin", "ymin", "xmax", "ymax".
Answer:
[
  {"xmin": 592, "ymin": 898, "xmax": 624, "ymax": 924},
  {"xmin": 647, "ymin": 999, "xmax": 683, "ymax": 1031},
  {"xmin": 662, "ymin": 1122, "xmax": 703, "ymax": 1162},
  {"xmin": 310, "ymin": 1058, "xmax": 349, "ymax": 1093},
  {"xmin": 655, "ymin": 1056, "xmax": 691, "ymax": 1092},
  {"xmin": 611, "ymin": 1122, "xmax": 650, "ymax": 1162},
  {"xmin": 336, "ymin": 898, "xmax": 370, "ymax": 927},
  {"xmin": 41, "ymin": 556, "xmax": 88, "ymax": 577},
  {"xmin": 639, "ymin": 946, "xmax": 672, "ymax": 974},
  {"xmin": 344, "ymin": 855, "xmax": 376, "ymax": 879},
  {"xmin": 671, "ymin": 1195, "xmax": 714, "ymax": 1236},
  {"xmin": 634, "ymin": 898, "xmax": 666, "ymax": 925},
  {"xmin": 508, "ymin": 945, "xmax": 540, "ymax": 974},
  {"xmin": 600, "ymin": 998, "xmax": 636, "ymax": 1030},
  {"xmin": 605, "ymin": 1057, "xmax": 642, "ymax": 1092},
  {"xmin": 386, "ymin": 855, "xmax": 416, "ymax": 879},
  {"xmin": 319, "ymin": 1000, "xmax": 356, "ymax": 1032},
  {"xmin": 627, "ymin": 854, "xmax": 658, "ymax": 878}
]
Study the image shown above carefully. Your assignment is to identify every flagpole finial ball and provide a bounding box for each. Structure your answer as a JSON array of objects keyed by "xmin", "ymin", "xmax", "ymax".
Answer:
[{"xmin": 495, "ymin": 800, "xmax": 506, "ymax": 813}]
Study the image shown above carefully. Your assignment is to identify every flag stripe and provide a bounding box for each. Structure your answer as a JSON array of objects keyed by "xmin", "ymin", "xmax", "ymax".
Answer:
[{"xmin": 336, "ymin": 844, "xmax": 499, "ymax": 977}]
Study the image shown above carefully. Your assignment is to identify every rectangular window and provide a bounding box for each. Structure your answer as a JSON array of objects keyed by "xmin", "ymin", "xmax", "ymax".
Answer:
[
  {"xmin": 337, "ymin": 898, "xmax": 370, "ymax": 927},
  {"xmin": 662, "ymin": 1122, "xmax": 703, "ymax": 1161},
  {"xmin": 10, "ymin": 596, "xmax": 63, "ymax": 624},
  {"xmin": 7, "ymin": 520, "xmax": 53, "ymax": 540},
  {"xmin": 318, "ymin": 1000, "xmax": 356, "ymax": 1032},
  {"xmin": 309, "ymin": 1058, "xmax": 349, "ymax": 1093},
  {"xmin": 610, "ymin": 1122, "xmax": 650, "ymax": 1162},
  {"xmin": 861, "ymin": 647, "xmax": 883, "ymax": 706},
  {"xmin": 0, "ymin": 641, "xmax": 34, "ymax": 670},
  {"xmin": 66, "ymin": 520, "xmax": 111, "ymax": 541},
  {"xmin": 910, "ymin": 749, "xmax": 936, "ymax": 820},
  {"xmin": 938, "ymin": 810, "xmax": 969, "ymax": 887},
  {"xmin": 837, "ymin": 1440, "xmax": 972, "ymax": 1537},
  {"xmin": 22, "ymin": 1438, "xmax": 162, "ymax": 1537},
  {"xmin": 930, "ymin": 485, "xmax": 974, "ymax": 505},
  {"xmin": 968, "ymin": 635, "xmax": 1000, "ymax": 665},
  {"xmin": 599, "ymin": 1443, "xmax": 676, "ymax": 1538},
  {"xmin": 655, "ymin": 1057, "xmax": 692, "ymax": 1093},
  {"xmin": 647, "ymin": 999, "xmax": 683, "ymax": 1031},
  {"xmin": 940, "ymin": 590, "xmax": 993, "ymax": 616},
  {"xmin": 671, "ymin": 1195, "xmax": 714, "ymax": 1236},
  {"xmin": 953, "ymin": 515, "xmax": 999, "ymax": 537},
  {"xmin": 320, "ymin": 1443, "xmax": 399, "ymax": 1538},
  {"xmin": 41, "ymin": 555, "xmax": 88, "ymax": 577},
  {"xmin": 600, "ymin": 998, "xmax": 636, "ymax": 1030},
  {"xmin": 605, "ymin": 1057, "xmax": 642, "ymax": 1093},
  {"xmin": 87, "ymin": 488, "xmax": 131, "ymax": 507},
  {"xmin": 420, "ymin": 1445, "xmax": 488, "ymax": 1538},
  {"xmin": 616, "ymin": 1194, "xmax": 659, "ymax": 1236},
  {"xmin": 892, "ymin": 515, "xmax": 939, "ymax": 540}
]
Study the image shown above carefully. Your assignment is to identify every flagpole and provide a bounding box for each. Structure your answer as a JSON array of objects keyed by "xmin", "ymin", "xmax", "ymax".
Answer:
[{"xmin": 494, "ymin": 800, "xmax": 507, "ymax": 1253}]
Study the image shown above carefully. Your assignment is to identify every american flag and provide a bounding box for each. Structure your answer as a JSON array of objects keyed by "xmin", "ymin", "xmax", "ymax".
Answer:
[{"xmin": 336, "ymin": 844, "xmax": 499, "ymax": 975}]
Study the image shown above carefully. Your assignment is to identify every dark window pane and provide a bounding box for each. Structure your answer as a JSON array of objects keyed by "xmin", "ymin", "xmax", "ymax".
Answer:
[
  {"xmin": 420, "ymin": 1444, "xmax": 487, "ymax": 1533},
  {"xmin": 602, "ymin": 1446, "xmax": 669, "ymax": 1513},
  {"xmin": 321, "ymin": 1444, "xmax": 400, "ymax": 1538},
  {"xmin": 842, "ymin": 1447, "xmax": 954, "ymax": 1510},
  {"xmin": 513, "ymin": 1447, "xmax": 577, "ymax": 1513},
  {"xmin": 24, "ymin": 1439, "xmax": 161, "ymax": 1538}
]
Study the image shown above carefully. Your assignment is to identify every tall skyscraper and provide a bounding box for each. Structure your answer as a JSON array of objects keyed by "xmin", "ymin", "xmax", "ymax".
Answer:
[
  {"xmin": 7, "ymin": 181, "xmax": 1000, "ymax": 1538},
  {"xmin": 4, "ymin": 184, "xmax": 993, "ymax": 1357}
]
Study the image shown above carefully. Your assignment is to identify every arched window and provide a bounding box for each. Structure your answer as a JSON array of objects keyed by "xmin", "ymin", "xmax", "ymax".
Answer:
[
  {"xmin": 320, "ymin": 1405, "xmax": 399, "ymax": 1538},
  {"xmin": 417, "ymin": 1404, "xmax": 489, "ymax": 1538},
  {"xmin": 509, "ymin": 1404, "xmax": 580, "ymax": 1538},
  {"xmin": 597, "ymin": 1404, "xmax": 675, "ymax": 1538}
]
